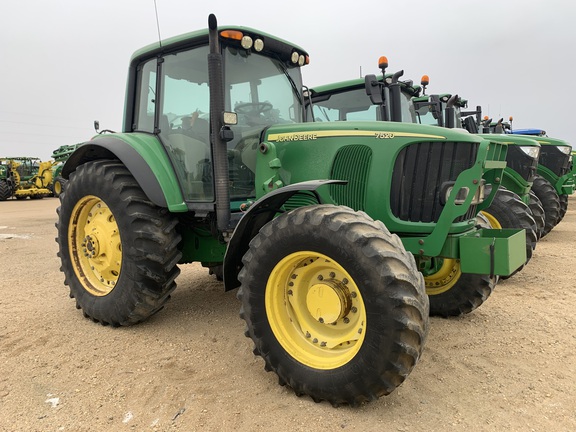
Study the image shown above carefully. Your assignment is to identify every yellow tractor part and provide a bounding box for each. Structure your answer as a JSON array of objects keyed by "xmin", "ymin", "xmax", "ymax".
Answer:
[
  {"xmin": 265, "ymin": 251, "xmax": 367, "ymax": 370},
  {"xmin": 68, "ymin": 195, "xmax": 122, "ymax": 296}
]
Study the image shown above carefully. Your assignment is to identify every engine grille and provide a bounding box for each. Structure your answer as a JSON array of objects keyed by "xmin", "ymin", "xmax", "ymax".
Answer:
[
  {"xmin": 506, "ymin": 145, "xmax": 538, "ymax": 182},
  {"xmin": 539, "ymin": 146, "xmax": 571, "ymax": 177},
  {"xmin": 391, "ymin": 141, "xmax": 479, "ymax": 222}
]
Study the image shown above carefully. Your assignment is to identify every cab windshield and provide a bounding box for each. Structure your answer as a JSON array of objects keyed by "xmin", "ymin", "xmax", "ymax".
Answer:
[
  {"xmin": 134, "ymin": 44, "xmax": 304, "ymax": 203},
  {"xmin": 310, "ymin": 86, "xmax": 415, "ymax": 123}
]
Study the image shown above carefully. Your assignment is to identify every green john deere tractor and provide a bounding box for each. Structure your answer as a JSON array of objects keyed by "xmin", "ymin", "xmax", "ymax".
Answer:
[
  {"xmin": 466, "ymin": 118, "xmax": 573, "ymax": 235},
  {"xmin": 411, "ymin": 92, "xmax": 544, "ymax": 243},
  {"xmin": 507, "ymin": 127, "xmax": 574, "ymax": 227},
  {"xmin": 57, "ymin": 15, "xmax": 525, "ymax": 406},
  {"xmin": 50, "ymin": 144, "xmax": 82, "ymax": 197},
  {"xmin": 308, "ymin": 63, "xmax": 537, "ymax": 279},
  {"xmin": 0, "ymin": 157, "xmax": 54, "ymax": 200}
]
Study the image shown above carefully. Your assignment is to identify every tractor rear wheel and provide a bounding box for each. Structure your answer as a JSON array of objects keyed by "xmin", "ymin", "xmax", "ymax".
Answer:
[
  {"xmin": 0, "ymin": 181, "xmax": 12, "ymax": 201},
  {"xmin": 531, "ymin": 174, "xmax": 560, "ymax": 237},
  {"xmin": 56, "ymin": 159, "xmax": 182, "ymax": 326},
  {"xmin": 480, "ymin": 187, "xmax": 537, "ymax": 277},
  {"xmin": 528, "ymin": 191, "xmax": 546, "ymax": 240},
  {"xmin": 238, "ymin": 205, "xmax": 429, "ymax": 406},
  {"xmin": 557, "ymin": 194, "xmax": 569, "ymax": 223}
]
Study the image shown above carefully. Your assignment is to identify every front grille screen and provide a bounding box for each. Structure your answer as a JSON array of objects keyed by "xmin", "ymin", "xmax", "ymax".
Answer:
[{"xmin": 391, "ymin": 142, "xmax": 478, "ymax": 222}]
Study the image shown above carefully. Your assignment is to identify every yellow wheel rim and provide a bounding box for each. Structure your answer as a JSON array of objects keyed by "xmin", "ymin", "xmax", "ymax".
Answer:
[
  {"xmin": 265, "ymin": 251, "xmax": 366, "ymax": 369},
  {"xmin": 68, "ymin": 195, "xmax": 122, "ymax": 296},
  {"xmin": 480, "ymin": 210, "xmax": 502, "ymax": 229},
  {"xmin": 424, "ymin": 258, "xmax": 462, "ymax": 295},
  {"xmin": 54, "ymin": 181, "xmax": 62, "ymax": 196}
]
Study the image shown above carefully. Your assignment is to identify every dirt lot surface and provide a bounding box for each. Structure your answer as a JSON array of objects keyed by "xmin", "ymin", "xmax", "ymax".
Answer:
[{"xmin": 1, "ymin": 196, "xmax": 575, "ymax": 431}]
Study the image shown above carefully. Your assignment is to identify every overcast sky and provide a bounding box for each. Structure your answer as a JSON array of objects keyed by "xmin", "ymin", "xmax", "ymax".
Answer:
[{"xmin": 1, "ymin": 0, "xmax": 574, "ymax": 160}]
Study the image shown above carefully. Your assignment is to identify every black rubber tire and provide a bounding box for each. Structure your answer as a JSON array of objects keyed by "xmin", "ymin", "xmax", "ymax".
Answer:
[
  {"xmin": 53, "ymin": 176, "xmax": 68, "ymax": 198},
  {"xmin": 208, "ymin": 265, "xmax": 224, "ymax": 281},
  {"xmin": 528, "ymin": 191, "xmax": 546, "ymax": 240},
  {"xmin": 237, "ymin": 205, "xmax": 429, "ymax": 406},
  {"xmin": 481, "ymin": 188, "xmax": 537, "ymax": 277},
  {"xmin": 0, "ymin": 181, "xmax": 12, "ymax": 201},
  {"xmin": 56, "ymin": 160, "xmax": 182, "ymax": 326},
  {"xmin": 557, "ymin": 194, "xmax": 569, "ymax": 223},
  {"xmin": 531, "ymin": 174, "xmax": 560, "ymax": 237},
  {"xmin": 424, "ymin": 212, "xmax": 496, "ymax": 316},
  {"xmin": 425, "ymin": 260, "xmax": 496, "ymax": 317}
]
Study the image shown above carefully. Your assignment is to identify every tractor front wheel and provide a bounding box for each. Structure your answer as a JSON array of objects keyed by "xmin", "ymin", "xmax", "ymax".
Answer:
[
  {"xmin": 53, "ymin": 176, "xmax": 67, "ymax": 198},
  {"xmin": 238, "ymin": 205, "xmax": 429, "ymax": 406},
  {"xmin": 0, "ymin": 181, "xmax": 12, "ymax": 201},
  {"xmin": 424, "ymin": 258, "xmax": 495, "ymax": 317},
  {"xmin": 531, "ymin": 174, "xmax": 560, "ymax": 237},
  {"xmin": 528, "ymin": 191, "xmax": 546, "ymax": 240},
  {"xmin": 56, "ymin": 160, "xmax": 182, "ymax": 326},
  {"xmin": 557, "ymin": 194, "xmax": 569, "ymax": 223}
]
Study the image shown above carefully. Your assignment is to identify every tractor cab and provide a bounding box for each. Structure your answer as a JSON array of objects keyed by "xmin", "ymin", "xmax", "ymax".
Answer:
[{"xmin": 129, "ymin": 29, "xmax": 306, "ymax": 208}]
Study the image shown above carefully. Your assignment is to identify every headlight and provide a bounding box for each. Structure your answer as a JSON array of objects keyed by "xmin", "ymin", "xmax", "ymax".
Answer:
[
  {"xmin": 445, "ymin": 180, "xmax": 486, "ymax": 205},
  {"xmin": 519, "ymin": 145, "xmax": 540, "ymax": 159},
  {"xmin": 241, "ymin": 36, "xmax": 253, "ymax": 50},
  {"xmin": 254, "ymin": 38, "xmax": 264, "ymax": 52},
  {"xmin": 557, "ymin": 146, "xmax": 572, "ymax": 155},
  {"xmin": 291, "ymin": 52, "xmax": 300, "ymax": 64}
]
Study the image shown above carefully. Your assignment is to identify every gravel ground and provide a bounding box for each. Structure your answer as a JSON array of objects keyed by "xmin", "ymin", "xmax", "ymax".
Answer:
[{"xmin": 0, "ymin": 195, "xmax": 575, "ymax": 431}]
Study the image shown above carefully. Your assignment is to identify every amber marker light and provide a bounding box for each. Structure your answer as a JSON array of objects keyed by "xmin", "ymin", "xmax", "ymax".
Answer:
[
  {"xmin": 378, "ymin": 56, "xmax": 388, "ymax": 69},
  {"xmin": 421, "ymin": 75, "xmax": 430, "ymax": 86},
  {"xmin": 220, "ymin": 30, "xmax": 243, "ymax": 40}
]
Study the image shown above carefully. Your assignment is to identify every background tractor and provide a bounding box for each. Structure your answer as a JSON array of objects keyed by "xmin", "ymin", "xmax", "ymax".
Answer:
[
  {"xmin": 0, "ymin": 157, "xmax": 54, "ymax": 200},
  {"xmin": 460, "ymin": 114, "xmax": 573, "ymax": 234},
  {"xmin": 50, "ymin": 144, "xmax": 82, "ymax": 197},
  {"xmin": 411, "ymin": 92, "xmax": 544, "ymax": 241},
  {"xmin": 56, "ymin": 15, "xmax": 525, "ymax": 406},
  {"xmin": 307, "ymin": 64, "xmax": 537, "ymax": 277}
]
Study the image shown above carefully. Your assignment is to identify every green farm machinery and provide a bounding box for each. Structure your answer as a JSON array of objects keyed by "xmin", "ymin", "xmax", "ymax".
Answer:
[
  {"xmin": 0, "ymin": 157, "xmax": 54, "ymax": 200},
  {"xmin": 308, "ymin": 62, "xmax": 537, "ymax": 276},
  {"xmin": 57, "ymin": 16, "xmax": 525, "ymax": 405},
  {"xmin": 50, "ymin": 144, "xmax": 82, "ymax": 197},
  {"xmin": 460, "ymin": 115, "xmax": 573, "ymax": 234}
]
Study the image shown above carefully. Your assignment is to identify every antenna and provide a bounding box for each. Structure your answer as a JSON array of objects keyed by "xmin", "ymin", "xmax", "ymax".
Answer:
[{"xmin": 154, "ymin": 0, "xmax": 162, "ymax": 48}]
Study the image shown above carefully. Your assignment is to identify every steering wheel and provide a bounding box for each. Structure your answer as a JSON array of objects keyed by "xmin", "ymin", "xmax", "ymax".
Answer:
[{"xmin": 234, "ymin": 102, "xmax": 273, "ymax": 116}]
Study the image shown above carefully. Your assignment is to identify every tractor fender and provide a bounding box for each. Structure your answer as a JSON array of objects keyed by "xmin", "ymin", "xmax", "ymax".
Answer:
[
  {"xmin": 62, "ymin": 136, "xmax": 172, "ymax": 208},
  {"xmin": 223, "ymin": 179, "xmax": 346, "ymax": 291}
]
